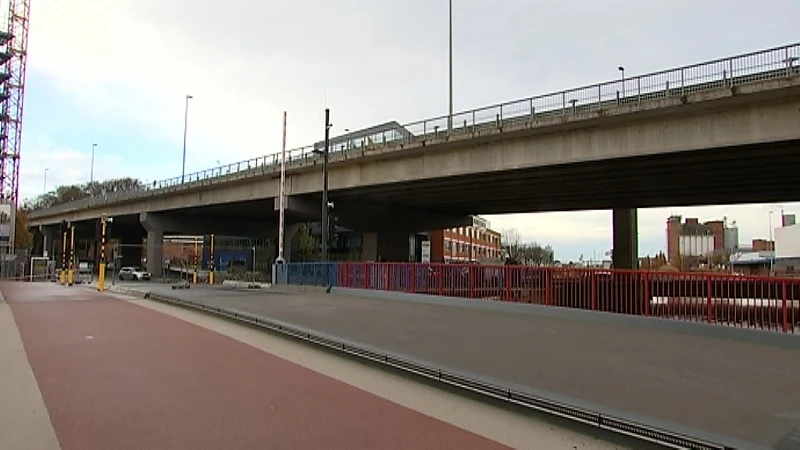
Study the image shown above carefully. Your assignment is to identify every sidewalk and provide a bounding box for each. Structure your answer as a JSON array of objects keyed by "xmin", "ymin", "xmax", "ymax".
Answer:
[{"xmin": 0, "ymin": 282, "xmax": 508, "ymax": 450}]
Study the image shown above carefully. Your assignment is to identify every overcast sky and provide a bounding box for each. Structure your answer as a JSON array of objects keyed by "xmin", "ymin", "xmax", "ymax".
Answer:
[{"xmin": 16, "ymin": 0, "xmax": 800, "ymax": 261}]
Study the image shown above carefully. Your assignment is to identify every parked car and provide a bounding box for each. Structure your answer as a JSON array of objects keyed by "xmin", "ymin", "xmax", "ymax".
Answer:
[{"xmin": 118, "ymin": 267, "xmax": 151, "ymax": 281}]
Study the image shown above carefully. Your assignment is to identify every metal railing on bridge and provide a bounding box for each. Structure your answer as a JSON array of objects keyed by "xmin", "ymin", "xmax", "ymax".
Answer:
[
  {"xmin": 33, "ymin": 42, "xmax": 800, "ymax": 217},
  {"xmin": 282, "ymin": 261, "xmax": 800, "ymax": 334}
]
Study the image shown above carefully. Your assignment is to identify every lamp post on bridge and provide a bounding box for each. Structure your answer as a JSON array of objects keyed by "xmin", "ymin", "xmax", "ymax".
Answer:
[
  {"xmin": 181, "ymin": 94, "xmax": 193, "ymax": 184},
  {"xmin": 90, "ymin": 144, "xmax": 97, "ymax": 184},
  {"xmin": 618, "ymin": 66, "xmax": 625, "ymax": 97},
  {"xmin": 447, "ymin": 0, "xmax": 453, "ymax": 134}
]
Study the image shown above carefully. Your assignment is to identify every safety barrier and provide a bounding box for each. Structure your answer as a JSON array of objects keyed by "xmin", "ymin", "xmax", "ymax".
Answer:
[{"xmin": 285, "ymin": 262, "xmax": 800, "ymax": 334}]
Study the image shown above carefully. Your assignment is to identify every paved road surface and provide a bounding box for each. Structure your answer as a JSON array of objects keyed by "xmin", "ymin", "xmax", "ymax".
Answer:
[
  {"xmin": 0, "ymin": 283, "xmax": 510, "ymax": 450},
  {"xmin": 132, "ymin": 283, "xmax": 800, "ymax": 449},
  {"xmin": 1, "ymin": 282, "xmax": 650, "ymax": 450}
]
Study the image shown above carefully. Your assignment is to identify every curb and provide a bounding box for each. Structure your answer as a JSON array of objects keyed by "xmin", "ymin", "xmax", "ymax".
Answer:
[
  {"xmin": 220, "ymin": 280, "xmax": 272, "ymax": 289},
  {"xmin": 106, "ymin": 285, "xmax": 150, "ymax": 299}
]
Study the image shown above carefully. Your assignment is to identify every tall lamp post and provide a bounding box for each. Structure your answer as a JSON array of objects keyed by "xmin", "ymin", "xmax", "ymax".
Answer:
[
  {"xmin": 181, "ymin": 94, "xmax": 193, "ymax": 183},
  {"xmin": 313, "ymin": 108, "xmax": 332, "ymax": 262},
  {"xmin": 90, "ymin": 143, "xmax": 97, "ymax": 183},
  {"xmin": 43, "ymin": 168, "xmax": 48, "ymax": 194},
  {"xmin": 618, "ymin": 66, "xmax": 625, "ymax": 97},
  {"xmin": 447, "ymin": 0, "xmax": 453, "ymax": 133},
  {"xmin": 769, "ymin": 210, "xmax": 774, "ymax": 274}
]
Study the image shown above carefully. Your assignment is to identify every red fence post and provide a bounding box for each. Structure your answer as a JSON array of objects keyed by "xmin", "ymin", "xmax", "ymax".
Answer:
[
  {"xmin": 591, "ymin": 271, "xmax": 597, "ymax": 311},
  {"xmin": 706, "ymin": 275, "xmax": 713, "ymax": 324},
  {"xmin": 411, "ymin": 264, "xmax": 416, "ymax": 294},
  {"xmin": 545, "ymin": 268, "xmax": 552, "ymax": 307},
  {"xmin": 386, "ymin": 263, "xmax": 392, "ymax": 291},
  {"xmin": 469, "ymin": 266, "xmax": 475, "ymax": 299},
  {"xmin": 364, "ymin": 263, "xmax": 369, "ymax": 290},
  {"xmin": 643, "ymin": 271, "xmax": 650, "ymax": 317},
  {"xmin": 437, "ymin": 265, "xmax": 444, "ymax": 296},
  {"xmin": 504, "ymin": 266, "xmax": 511, "ymax": 301},
  {"xmin": 783, "ymin": 280, "xmax": 788, "ymax": 334}
]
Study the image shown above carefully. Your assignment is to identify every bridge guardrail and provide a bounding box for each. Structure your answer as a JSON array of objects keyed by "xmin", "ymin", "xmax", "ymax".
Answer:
[{"xmin": 31, "ymin": 43, "xmax": 800, "ymax": 218}]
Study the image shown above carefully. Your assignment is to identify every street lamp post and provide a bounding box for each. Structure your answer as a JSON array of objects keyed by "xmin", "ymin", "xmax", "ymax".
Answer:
[
  {"xmin": 618, "ymin": 66, "xmax": 625, "ymax": 97},
  {"xmin": 447, "ymin": 0, "xmax": 453, "ymax": 133},
  {"xmin": 43, "ymin": 168, "xmax": 48, "ymax": 194},
  {"xmin": 181, "ymin": 94, "xmax": 193, "ymax": 183},
  {"xmin": 277, "ymin": 111, "xmax": 287, "ymax": 263},
  {"xmin": 313, "ymin": 109, "xmax": 332, "ymax": 262},
  {"xmin": 769, "ymin": 210, "xmax": 775, "ymax": 274},
  {"xmin": 90, "ymin": 144, "xmax": 97, "ymax": 183}
]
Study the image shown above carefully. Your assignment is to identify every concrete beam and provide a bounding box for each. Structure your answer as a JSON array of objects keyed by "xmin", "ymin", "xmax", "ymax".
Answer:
[
  {"xmin": 140, "ymin": 212, "xmax": 277, "ymax": 236},
  {"xmin": 332, "ymin": 201, "xmax": 472, "ymax": 233},
  {"xmin": 275, "ymin": 196, "xmax": 320, "ymax": 220}
]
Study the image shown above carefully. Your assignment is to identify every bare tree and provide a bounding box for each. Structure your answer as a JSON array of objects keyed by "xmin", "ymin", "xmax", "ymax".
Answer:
[{"xmin": 501, "ymin": 227, "xmax": 554, "ymax": 265}]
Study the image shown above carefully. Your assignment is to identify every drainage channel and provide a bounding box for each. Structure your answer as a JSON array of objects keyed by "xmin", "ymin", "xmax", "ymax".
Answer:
[{"xmin": 145, "ymin": 292, "xmax": 731, "ymax": 450}]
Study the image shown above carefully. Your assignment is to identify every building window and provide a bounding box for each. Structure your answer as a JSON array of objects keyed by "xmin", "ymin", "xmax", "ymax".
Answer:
[{"xmin": 444, "ymin": 240, "xmax": 451, "ymax": 251}]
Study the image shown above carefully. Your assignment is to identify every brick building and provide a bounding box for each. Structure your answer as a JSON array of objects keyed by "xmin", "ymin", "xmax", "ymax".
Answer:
[
  {"xmin": 429, "ymin": 216, "xmax": 503, "ymax": 264},
  {"xmin": 666, "ymin": 215, "xmax": 738, "ymax": 265}
]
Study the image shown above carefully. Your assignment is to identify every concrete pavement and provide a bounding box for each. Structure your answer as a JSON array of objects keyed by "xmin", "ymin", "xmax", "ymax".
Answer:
[
  {"xmin": 1, "ymin": 281, "xmax": 647, "ymax": 450},
  {"xmin": 124, "ymin": 282, "xmax": 800, "ymax": 450}
]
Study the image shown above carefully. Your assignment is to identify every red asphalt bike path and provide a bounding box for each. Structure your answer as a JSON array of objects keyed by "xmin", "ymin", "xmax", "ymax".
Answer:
[{"xmin": 3, "ymin": 283, "xmax": 507, "ymax": 450}]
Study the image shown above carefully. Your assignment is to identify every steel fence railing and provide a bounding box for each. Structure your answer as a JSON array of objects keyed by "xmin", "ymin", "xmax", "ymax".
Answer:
[
  {"xmin": 281, "ymin": 262, "xmax": 800, "ymax": 334},
  {"xmin": 29, "ymin": 42, "xmax": 800, "ymax": 219}
]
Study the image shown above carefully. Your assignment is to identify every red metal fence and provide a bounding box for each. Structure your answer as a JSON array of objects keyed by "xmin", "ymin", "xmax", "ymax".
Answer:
[{"xmin": 333, "ymin": 263, "xmax": 800, "ymax": 334}]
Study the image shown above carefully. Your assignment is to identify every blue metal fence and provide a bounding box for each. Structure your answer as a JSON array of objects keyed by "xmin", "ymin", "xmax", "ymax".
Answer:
[{"xmin": 285, "ymin": 262, "xmax": 338, "ymax": 287}]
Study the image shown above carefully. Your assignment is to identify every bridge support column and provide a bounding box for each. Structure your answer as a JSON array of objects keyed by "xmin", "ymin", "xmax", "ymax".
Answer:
[
  {"xmin": 39, "ymin": 225, "xmax": 59, "ymax": 258},
  {"xmin": 361, "ymin": 230, "xmax": 413, "ymax": 262},
  {"xmin": 145, "ymin": 230, "xmax": 163, "ymax": 277},
  {"xmin": 282, "ymin": 223, "xmax": 298, "ymax": 262},
  {"xmin": 612, "ymin": 208, "xmax": 639, "ymax": 270}
]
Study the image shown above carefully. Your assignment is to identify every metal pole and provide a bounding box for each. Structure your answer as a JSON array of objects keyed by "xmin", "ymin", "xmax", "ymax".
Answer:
[
  {"xmin": 192, "ymin": 237, "xmax": 198, "ymax": 284},
  {"xmin": 59, "ymin": 229, "xmax": 66, "ymax": 285},
  {"xmin": 43, "ymin": 168, "xmax": 48, "ymax": 194},
  {"xmin": 769, "ymin": 211, "xmax": 774, "ymax": 274},
  {"xmin": 208, "ymin": 234, "xmax": 215, "ymax": 284},
  {"xmin": 67, "ymin": 225, "xmax": 75, "ymax": 286},
  {"xmin": 322, "ymin": 108, "xmax": 330, "ymax": 262},
  {"xmin": 277, "ymin": 111, "xmax": 287, "ymax": 262},
  {"xmin": 90, "ymin": 143, "xmax": 97, "ymax": 183},
  {"xmin": 448, "ymin": 0, "xmax": 453, "ymax": 133},
  {"xmin": 98, "ymin": 215, "xmax": 107, "ymax": 292},
  {"xmin": 181, "ymin": 95, "xmax": 192, "ymax": 183}
]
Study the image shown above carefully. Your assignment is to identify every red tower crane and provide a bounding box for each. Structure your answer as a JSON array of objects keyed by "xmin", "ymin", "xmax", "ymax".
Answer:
[{"xmin": 0, "ymin": 0, "xmax": 30, "ymax": 205}]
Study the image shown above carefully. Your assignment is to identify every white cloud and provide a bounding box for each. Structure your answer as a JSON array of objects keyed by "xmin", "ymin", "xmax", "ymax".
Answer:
[{"xmin": 17, "ymin": 0, "xmax": 800, "ymax": 260}]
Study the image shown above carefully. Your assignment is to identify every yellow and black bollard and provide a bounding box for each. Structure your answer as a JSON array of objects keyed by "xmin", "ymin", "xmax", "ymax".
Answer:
[
  {"xmin": 67, "ymin": 225, "xmax": 75, "ymax": 286},
  {"xmin": 208, "ymin": 234, "xmax": 215, "ymax": 285},
  {"xmin": 97, "ymin": 215, "xmax": 108, "ymax": 292},
  {"xmin": 59, "ymin": 230, "xmax": 67, "ymax": 285},
  {"xmin": 192, "ymin": 237, "xmax": 199, "ymax": 284}
]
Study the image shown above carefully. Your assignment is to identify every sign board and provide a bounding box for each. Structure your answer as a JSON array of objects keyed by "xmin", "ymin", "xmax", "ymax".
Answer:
[
  {"xmin": 0, "ymin": 202, "xmax": 12, "ymax": 246},
  {"xmin": 421, "ymin": 241, "xmax": 431, "ymax": 263}
]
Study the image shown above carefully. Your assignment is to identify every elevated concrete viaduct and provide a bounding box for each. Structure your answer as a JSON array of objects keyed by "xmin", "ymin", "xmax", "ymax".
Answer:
[{"xmin": 28, "ymin": 62, "xmax": 800, "ymax": 272}]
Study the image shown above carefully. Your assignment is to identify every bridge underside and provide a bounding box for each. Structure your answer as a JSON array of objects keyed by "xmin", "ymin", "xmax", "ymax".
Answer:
[{"xmin": 327, "ymin": 139, "xmax": 800, "ymax": 214}]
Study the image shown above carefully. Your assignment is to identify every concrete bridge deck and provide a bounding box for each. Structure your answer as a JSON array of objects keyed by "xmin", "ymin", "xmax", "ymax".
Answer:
[{"xmin": 122, "ymin": 282, "xmax": 800, "ymax": 450}]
